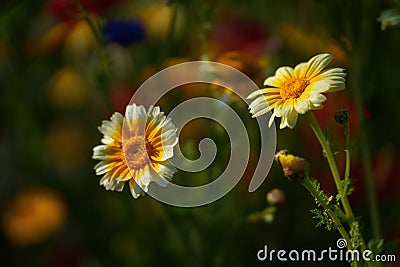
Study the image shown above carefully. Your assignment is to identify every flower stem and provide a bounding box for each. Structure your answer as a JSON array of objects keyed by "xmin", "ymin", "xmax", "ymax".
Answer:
[
  {"xmin": 301, "ymin": 176, "xmax": 353, "ymax": 250},
  {"xmin": 306, "ymin": 111, "xmax": 354, "ymax": 219},
  {"xmin": 350, "ymin": 0, "xmax": 381, "ymax": 240},
  {"xmin": 161, "ymin": 2, "xmax": 179, "ymax": 60},
  {"xmin": 306, "ymin": 111, "xmax": 368, "ymax": 253},
  {"xmin": 344, "ymin": 123, "xmax": 351, "ymax": 192}
]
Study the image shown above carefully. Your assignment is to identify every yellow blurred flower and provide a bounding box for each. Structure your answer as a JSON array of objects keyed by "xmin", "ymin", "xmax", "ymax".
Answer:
[
  {"xmin": 63, "ymin": 20, "xmax": 96, "ymax": 58},
  {"xmin": 137, "ymin": 3, "xmax": 184, "ymax": 40},
  {"xmin": 248, "ymin": 53, "xmax": 345, "ymax": 129},
  {"xmin": 92, "ymin": 104, "xmax": 178, "ymax": 198},
  {"xmin": 2, "ymin": 188, "xmax": 66, "ymax": 246},
  {"xmin": 32, "ymin": 22, "xmax": 71, "ymax": 55},
  {"xmin": 47, "ymin": 67, "xmax": 88, "ymax": 109},
  {"xmin": 46, "ymin": 120, "xmax": 88, "ymax": 170}
]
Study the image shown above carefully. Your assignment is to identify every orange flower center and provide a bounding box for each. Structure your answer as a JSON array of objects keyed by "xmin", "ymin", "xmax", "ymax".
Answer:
[
  {"xmin": 280, "ymin": 77, "xmax": 309, "ymax": 100},
  {"xmin": 123, "ymin": 136, "xmax": 152, "ymax": 169}
]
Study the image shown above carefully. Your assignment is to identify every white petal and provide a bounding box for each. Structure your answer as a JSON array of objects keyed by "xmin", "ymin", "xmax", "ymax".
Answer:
[
  {"xmin": 153, "ymin": 161, "xmax": 177, "ymax": 183},
  {"xmin": 249, "ymin": 96, "xmax": 268, "ymax": 110},
  {"xmin": 111, "ymin": 112, "xmax": 124, "ymax": 128},
  {"xmin": 279, "ymin": 116, "xmax": 289, "ymax": 129},
  {"xmin": 94, "ymin": 161, "xmax": 111, "ymax": 175},
  {"xmin": 281, "ymin": 99, "xmax": 294, "ymax": 117},
  {"xmin": 129, "ymin": 179, "xmax": 144, "ymax": 198},
  {"xmin": 273, "ymin": 100, "xmax": 288, "ymax": 116},
  {"xmin": 268, "ymin": 113, "xmax": 276, "ymax": 127},
  {"xmin": 294, "ymin": 99, "xmax": 309, "ymax": 114},
  {"xmin": 264, "ymin": 75, "xmax": 282, "ymax": 87},
  {"xmin": 309, "ymin": 92, "xmax": 327, "ymax": 105},
  {"xmin": 293, "ymin": 62, "xmax": 307, "ymax": 77},
  {"xmin": 301, "ymin": 54, "xmax": 332, "ymax": 79},
  {"xmin": 101, "ymin": 136, "xmax": 114, "ymax": 145},
  {"xmin": 275, "ymin": 66, "xmax": 294, "ymax": 80},
  {"xmin": 98, "ymin": 120, "xmax": 120, "ymax": 140},
  {"xmin": 251, "ymin": 104, "xmax": 272, "ymax": 118},
  {"xmin": 162, "ymin": 131, "xmax": 178, "ymax": 147},
  {"xmin": 306, "ymin": 80, "xmax": 331, "ymax": 93},
  {"xmin": 100, "ymin": 174, "xmax": 125, "ymax": 191},
  {"xmin": 286, "ymin": 109, "xmax": 299, "ymax": 129},
  {"xmin": 247, "ymin": 89, "xmax": 263, "ymax": 99},
  {"xmin": 135, "ymin": 168, "xmax": 156, "ymax": 192},
  {"xmin": 125, "ymin": 104, "xmax": 147, "ymax": 133}
]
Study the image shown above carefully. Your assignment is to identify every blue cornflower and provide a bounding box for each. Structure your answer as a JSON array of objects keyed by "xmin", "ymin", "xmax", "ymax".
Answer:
[{"xmin": 103, "ymin": 19, "xmax": 146, "ymax": 46}]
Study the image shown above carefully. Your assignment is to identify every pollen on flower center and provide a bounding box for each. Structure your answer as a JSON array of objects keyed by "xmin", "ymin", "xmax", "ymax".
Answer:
[
  {"xmin": 280, "ymin": 77, "xmax": 310, "ymax": 100},
  {"xmin": 123, "ymin": 136, "xmax": 151, "ymax": 169}
]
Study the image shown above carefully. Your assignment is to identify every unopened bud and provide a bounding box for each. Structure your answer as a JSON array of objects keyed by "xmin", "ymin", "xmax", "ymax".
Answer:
[
  {"xmin": 274, "ymin": 149, "xmax": 289, "ymax": 163},
  {"xmin": 334, "ymin": 107, "xmax": 350, "ymax": 125},
  {"xmin": 275, "ymin": 151, "xmax": 309, "ymax": 182},
  {"xmin": 266, "ymin": 188, "xmax": 286, "ymax": 205}
]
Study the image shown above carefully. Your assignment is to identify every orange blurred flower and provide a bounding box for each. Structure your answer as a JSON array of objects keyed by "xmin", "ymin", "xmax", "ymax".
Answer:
[{"xmin": 2, "ymin": 188, "xmax": 67, "ymax": 246}]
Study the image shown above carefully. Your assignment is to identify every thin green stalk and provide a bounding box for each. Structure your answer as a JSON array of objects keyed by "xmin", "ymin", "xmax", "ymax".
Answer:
[
  {"xmin": 350, "ymin": 0, "xmax": 381, "ymax": 240},
  {"xmin": 302, "ymin": 177, "xmax": 353, "ymax": 250},
  {"xmin": 161, "ymin": 2, "xmax": 179, "ymax": 60},
  {"xmin": 352, "ymin": 67, "xmax": 381, "ymax": 239},
  {"xmin": 306, "ymin": 111, "xmax": 354, "ymax": 220},
  {"xmin": 306, "ymin": 111, "xmax": 368, "ymax": 253},
  {"xmin": 72, "ymin": 0, "xmax": 113, "ymax": 112},
  {"xmin": 334, "ymin": 204, "xmax": 346, "ymax": 220},
  {"xmin": 344, "ymin": 123, "xmax": 351, "ymax": 194}
]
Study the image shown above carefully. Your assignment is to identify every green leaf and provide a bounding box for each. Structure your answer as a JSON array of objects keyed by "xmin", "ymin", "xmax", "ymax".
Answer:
[
  {"xmin": 349, "ymin": 219, "xmax": 363, "ymax": 249},
  {"xmin": 310, "ymin": 208, "xmax": 336, "ymax": 231},
  {"xmin": 368, "ymin": 238, "xmax": 384, "ymax": 256}
]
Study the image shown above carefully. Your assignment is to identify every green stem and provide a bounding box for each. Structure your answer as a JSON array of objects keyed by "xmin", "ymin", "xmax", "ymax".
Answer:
[
  {"xmin": 306, "ymin": 111, "xmax": 368, "ymax": 253},
  {"xmin": 161, "ymin": 2, "xmax": 179, "ymax": 60},
  {"xmin": 334, "ymin": 204, "xmax": 346, "ymax": 220},
  {"xmin": 344, "ymin": 123, "xmax": 351, "ymax": 181},
  {"xmin": 302, "ymin": 177, "xmax": 354, "ymax": 250},
  {"xmin": 352, "ymin": 63, "xmax": 381, "ymax": 239},
  {"xmin": 306, "ymin": 111, "xmax": 354, "ymax": 220},
  {"xmin": 338, "ymin": 0, "xmax": 381, "ymax": 240}
]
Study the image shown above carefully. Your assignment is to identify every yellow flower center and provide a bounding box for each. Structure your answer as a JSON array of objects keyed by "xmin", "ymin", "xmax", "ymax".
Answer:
[
  {"xmin": 280, "ymin": 77, "xmax": 309, "ymax": 100},
  {"xmin": 123, "ymin": 136, "xmax": 152, "ymax": 169}
]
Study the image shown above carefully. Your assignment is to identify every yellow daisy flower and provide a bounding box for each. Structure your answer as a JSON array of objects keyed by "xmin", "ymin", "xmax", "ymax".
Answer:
[
  {"xmin": 92, "ymin": 104, "xmax": 178, "ymax": 198},
  {"xmin": 247, "ymin": 53, "xmax": 346, "ymax": 129}
]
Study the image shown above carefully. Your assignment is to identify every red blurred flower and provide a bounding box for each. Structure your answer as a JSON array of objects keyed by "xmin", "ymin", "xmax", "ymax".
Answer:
[
  {"xmin": 109, "ymin": 83, "xmax": 134, "ymax": 114},
  {"xmin": 47, "ymin": 0, "xmax": 126, "ymax": 21},
  {"xmin": 349, "ymin": 148, "xmax": 400, "ymax": 202},
  {"xmin": 209, "ymin": 16, "xmax": 276, "ymax": 57}
]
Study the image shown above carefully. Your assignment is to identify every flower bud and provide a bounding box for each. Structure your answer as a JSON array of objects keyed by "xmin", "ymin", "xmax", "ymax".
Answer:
[
  {"xmin": 266, "ymin": 188, "xmax": 286, "ymax": 205},
  {"xmin": 275, "ymin": 151, "xmax": 309, "ymax": 182},
  {"xmin": 274, "ymin": 149, "xmax": 289, "ymax": 163},
  {"xmin": 334, "ymin": 107, "xmax": 350, "ymax": 125}
]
